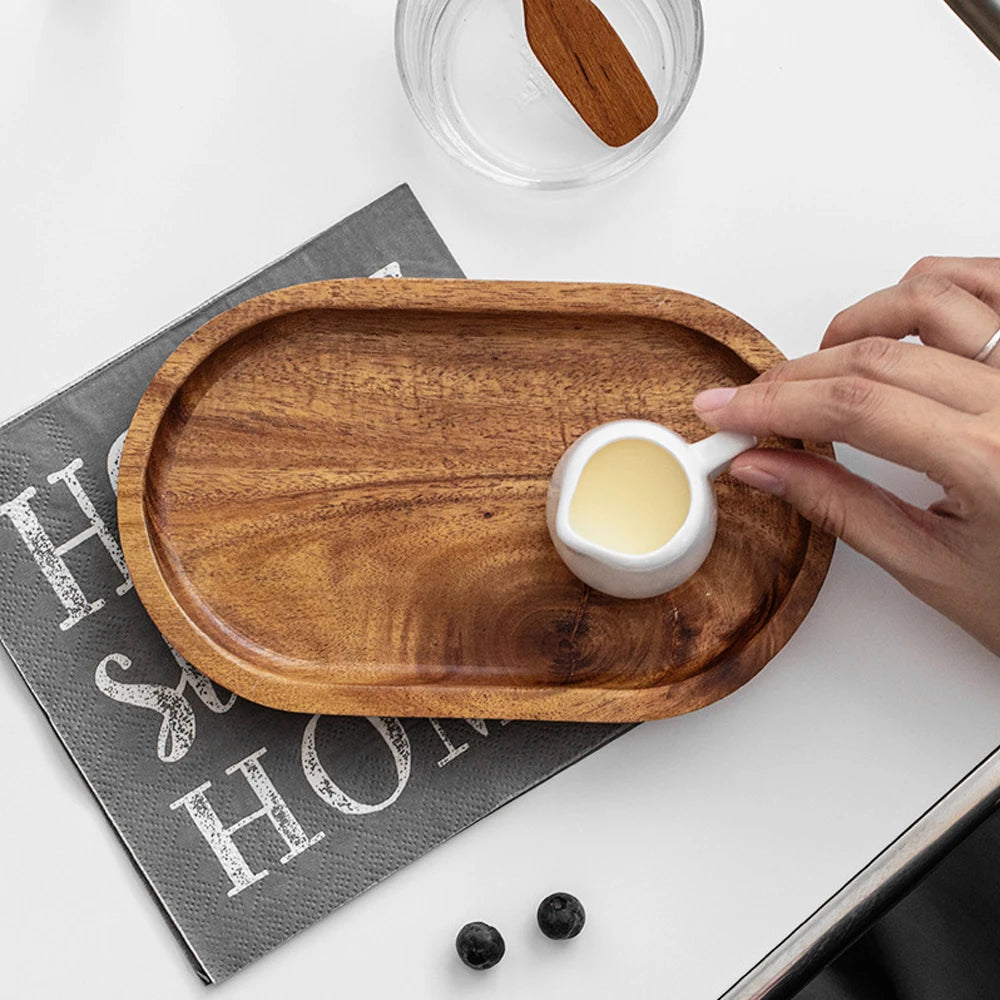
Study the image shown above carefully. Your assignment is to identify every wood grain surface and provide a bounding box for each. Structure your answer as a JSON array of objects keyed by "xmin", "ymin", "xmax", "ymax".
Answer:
[
  {"xmin": 117, "ymin": 279, "xmax": 835, "ymax": 721},
  {"xmin": 522, "ymin": 0, "xmax": 659, "ymax": 146}
]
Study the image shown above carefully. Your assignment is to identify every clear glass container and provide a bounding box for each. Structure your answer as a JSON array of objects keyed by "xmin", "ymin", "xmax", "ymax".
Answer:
[{"xmin": 395, "ymin": 0, "xmax": 703, "ymax": 189}]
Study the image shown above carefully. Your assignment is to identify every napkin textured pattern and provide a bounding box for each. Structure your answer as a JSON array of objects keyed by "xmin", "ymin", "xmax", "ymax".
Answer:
[{"xmin": 0, "ymin": 185, "xmax": 631, "ymax": 983}]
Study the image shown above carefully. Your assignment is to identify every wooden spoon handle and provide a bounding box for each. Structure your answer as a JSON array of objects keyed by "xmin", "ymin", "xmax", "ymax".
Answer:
[{"xmin": 522, "ymin": 0, "xmax": 659, "ymax": 147}]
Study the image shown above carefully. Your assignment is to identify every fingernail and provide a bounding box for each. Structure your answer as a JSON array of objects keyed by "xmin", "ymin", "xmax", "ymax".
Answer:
[
  {"xmin": 693, "ymin": 387, "xmax": 738, "ymax": 411},
  {"xmin": 730, "ymin": 464, "xmax": 786, "ymax": 497}
]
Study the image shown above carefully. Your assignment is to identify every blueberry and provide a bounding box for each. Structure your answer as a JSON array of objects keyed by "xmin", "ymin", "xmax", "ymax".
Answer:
[
  {"xmin": 537, "ymin": 892, "xmax": 586, "ymax": 939},
  {"xmin": 455, "ymin": 921, "xmax": 506, "ymax": 970}
]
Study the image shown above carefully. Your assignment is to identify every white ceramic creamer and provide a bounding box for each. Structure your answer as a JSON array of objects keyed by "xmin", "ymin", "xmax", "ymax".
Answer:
[{"xmin": 546, "ymin": 420, "xmax": 756, "ymax": 599}]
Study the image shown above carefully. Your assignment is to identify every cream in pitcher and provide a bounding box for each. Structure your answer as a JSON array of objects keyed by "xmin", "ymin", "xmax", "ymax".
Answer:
[
  {"xmin": 568, "ymin": 438, "xmax": 692, "ymax": 555},
  {"xmin": 547, "ymin": 420, "xmax": 756, "ymax": 599}
]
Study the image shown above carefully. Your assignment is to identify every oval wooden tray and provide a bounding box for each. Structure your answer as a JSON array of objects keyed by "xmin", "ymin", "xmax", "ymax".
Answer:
[{"xmin": 118, "ymin": 279, "xmax": 834, "ymax": 721}]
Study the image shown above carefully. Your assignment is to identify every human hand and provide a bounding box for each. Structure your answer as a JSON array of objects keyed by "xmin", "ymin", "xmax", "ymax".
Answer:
[{"xmin": 693, "ymin": 257, "xmax": 1000, "ymax": 656}]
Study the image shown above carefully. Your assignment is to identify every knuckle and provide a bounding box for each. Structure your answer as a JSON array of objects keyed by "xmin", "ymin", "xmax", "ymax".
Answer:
[
  {"xmin": 800, "ymin": 488, "xmax": 850, "ymax": 538},
  {"xmin": 757, "ymin": 359, "xmax": 790, "ymax": 384},
  {"xmin": 930, "ymin": 419, "xmax": 1000, "ymax": 514},
  {"xmin": 827, "ymin": 376, "xmax": 882, "ymax": 425},
  {"xmin": 967, "ymin": 422, "xmax": 1000, "ymax": 479},
  {"xmin": 755, "ymin": 377, "xmax": 787, "ymax": 425},
  {"xmin": 849, "ymin": 336, "xmax": 900, "ymax": 377},
  {"xmin": 905, "ymin": 255, "xmax": 946, "ymax": 279},
  {"xmin": 900, "ymin": 272, "xmax": 954, "ymax": 308},
  {"xmin": 824, "ymin": 307, "xmax": 853, "ymax": 340}
]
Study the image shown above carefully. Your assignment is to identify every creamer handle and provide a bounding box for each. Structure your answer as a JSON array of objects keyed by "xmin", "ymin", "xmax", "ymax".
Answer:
[{"xmin": 689, "ymin": 431, "xmax": 757, "ymax": 480}]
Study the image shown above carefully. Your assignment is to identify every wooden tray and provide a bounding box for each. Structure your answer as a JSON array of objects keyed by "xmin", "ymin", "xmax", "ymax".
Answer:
[{"xmin": 118, "ymin": 279, "xmax": 834, "ymax": 721}]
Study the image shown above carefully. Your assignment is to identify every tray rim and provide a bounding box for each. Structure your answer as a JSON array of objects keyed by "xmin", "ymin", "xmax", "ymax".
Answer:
[{"xmin": 117, "ymin": 278, "xmax": 835, "ymax": 721}]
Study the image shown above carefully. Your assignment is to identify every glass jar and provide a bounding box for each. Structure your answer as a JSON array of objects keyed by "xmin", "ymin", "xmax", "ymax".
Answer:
[{"xmin": 395, "ymin": 0, "xmax": 703, "ymax": 189}]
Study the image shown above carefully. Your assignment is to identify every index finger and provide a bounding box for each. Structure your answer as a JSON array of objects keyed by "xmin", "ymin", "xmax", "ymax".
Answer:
[
  {"xmin": 754, "ymin": 338, "xmax": 1000, "ymax": 415},
  {"xmin": 693, "ymin": 376, "xmax": 974, "ymax": 486}
]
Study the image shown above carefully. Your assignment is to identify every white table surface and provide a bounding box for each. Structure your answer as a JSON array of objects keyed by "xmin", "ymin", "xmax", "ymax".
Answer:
[{"xmin": 2, "ymin": 2, "xmax": 999, "ymax": 997}]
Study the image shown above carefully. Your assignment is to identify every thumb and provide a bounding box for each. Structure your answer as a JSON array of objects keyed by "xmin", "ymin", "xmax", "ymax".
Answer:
[{"xmin": 728, "ymin": 449, "xmax": 939, "ymax": 583}]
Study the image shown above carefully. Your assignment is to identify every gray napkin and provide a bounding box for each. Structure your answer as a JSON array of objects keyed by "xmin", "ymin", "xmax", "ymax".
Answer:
[{"xmin": 0, "ymin": 185, "xmax": 631, "ymax": 983}]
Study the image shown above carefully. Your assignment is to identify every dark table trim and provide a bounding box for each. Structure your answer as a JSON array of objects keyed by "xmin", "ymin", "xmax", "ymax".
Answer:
[
  {"xmin": 719, "ymin": 743, "xmax": 1000, "ymax": 999},
  {"xmin": 943, "ymin": 0, "xmax": 1000, "ymax": 60}
]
